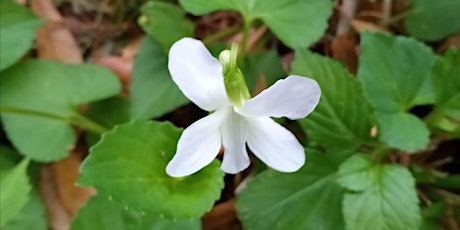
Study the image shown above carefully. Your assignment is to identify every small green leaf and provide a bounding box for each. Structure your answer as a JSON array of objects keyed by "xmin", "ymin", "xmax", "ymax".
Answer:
[
  {"xmin": 237, "ymin": 152, "xmax": 344, "ymax": 230},
  {"xmin": 0, "ymin": 158, "xmax": 31, "ymax": 227},
  {"xmin": 404, "ymin": 0, "xmax": 460, "ymax": 41},
  {"xmin": 139, "ymin": 1, "xmax": 194, "ymax": 51},
  {"xmin": 78, "ymin": 120, "xmax": 224, "ymax": 219},
  {"xmin": 292, "ymin": 51, "xmax": 374, "ymax": 152},
  {"xmin": 358, "ymin": 32, "xmax": 436, "ymax": 151},
  {"xmin": 70, "ymin": 194, "xmax": 200, "ymax": 230},
  {"xmin": 0, "ymin": 0, "xmax": 44, "ymax": 71},
  {"xmin": 3, "ymin": 190, "xmax": 48, "ymax": 230},
  {"xmin": 0, "ymin": 146, "xmax": 22, "ymax": 178},
  {"xmin": 130, "ymin": 37, "xmax": 189, "ymax": 120},
  {"xmin": 179, "ymin": 0, "xmax": 333, "ymax": 48},
  {"xmin": 0, "ymin": 60, "xmax": 121, "ymax": 161},
  {"xmin": 337, "ymin": 154, "xmax": 421, "ymax": 230},
  {"xmin": 432, "ymin": 49, "xmax": 460, "ymax": 121}
]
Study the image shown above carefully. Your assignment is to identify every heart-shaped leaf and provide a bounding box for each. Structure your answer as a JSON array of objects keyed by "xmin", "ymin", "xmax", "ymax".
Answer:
[
  {"xmin": 78, "ymin": 120, "xmax": 224, "ymax": 219},
  {"xmin": 0, "ymin": 158, "xmax": 31, "ymax": 227},
  {"xmin": 179, "ymin": 0, "xmax": 333, "ymax": 48},
  {"xmin": 0, "ymin": 60, "xmax": 121, "ymax": 161},
  {"xmin": 0, "ymin": 1, "xmax": 44, "ymax": 71},
  {"xmin": 139, "ymin": 1, "xmax": 194, "ymax": 51},
  {"xmin": 337, "ymin": 154, "xmax": 421, "ymax": 230},
  {"xmin": 70, "ymin": 194, "xmax": 200, "ymax": 230},
  {"xmin": 292, "ymin": 51, "xmax": 374, "ymax": 152},
  {"xmin": 130, "ymin": 37, "xmax": 189, "ymax": 120},
  {"xmin": 237, "ymin": 152, "xmax": 344, "ymax": 230},
  {"xmin": 404, "ymin": 0, "xmax": 460, "ymax": 41},
  {"xmin": 357, "ymin": 32, "xmax": 436, "ymax": 151}
]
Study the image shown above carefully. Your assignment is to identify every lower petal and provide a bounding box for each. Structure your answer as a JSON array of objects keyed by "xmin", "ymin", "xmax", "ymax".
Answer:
[
  {"xmin": 246, "ymin": 117, "xmax": 305, "ymax": 172},
  {"xmin": 166, "ymin": 108, "xmax": 227, "ymax": 177},
  {"xmin": 220, "ymin": 107, "xmax": 250, "ymax": 174}
]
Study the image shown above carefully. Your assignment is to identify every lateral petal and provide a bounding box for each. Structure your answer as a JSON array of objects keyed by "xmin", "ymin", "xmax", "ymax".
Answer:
[
  {"xmin": 238, "ymin": 75, "xmax": 320, "ymax": 119},
  {"xmin": 246, "ymin": 117, "xmax": 305, "ymax": 172},
  {"xmin": 220, "ymin": 107, "xmax": 250, "ymax": 174},
  {"xmin": 166, "ymin": 107, "xmax": 227, "ymax": 177},
  {"xmin": 168, "ymin": 38, "xmax": 229, "ymax": 111}
]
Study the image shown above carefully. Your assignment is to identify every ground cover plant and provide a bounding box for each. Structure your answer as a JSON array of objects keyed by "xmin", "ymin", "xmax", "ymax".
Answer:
[{"xmin": 0, "ymin": 0, "xmax": 459, "ymax": 229}]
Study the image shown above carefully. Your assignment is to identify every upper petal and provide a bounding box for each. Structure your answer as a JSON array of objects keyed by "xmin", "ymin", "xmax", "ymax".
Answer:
[
  {"xmin": 246, "ymin": 117, "xmax": 305, "ymax": 172},
  {"xmin": 220, "ymin": 107, "xmax": 250, "ymax": 174},
  {"xmin": 238, "ymin": 75, "xmax": 320, "ymax": 119},
  {"xmin": 168, "ymin": 38, "xmax": 230, "ymax": 111},
  {"xmin": 166, "ymin": 107, "xmax": 227, "ymax": 177}
]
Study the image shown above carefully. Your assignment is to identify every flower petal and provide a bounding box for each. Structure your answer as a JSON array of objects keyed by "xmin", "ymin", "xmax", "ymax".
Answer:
[
  {"xmin": 168, "ymin": 38, "xmax": 229, "ymax": 111},
  {"xmin": 220, "ymin": 107, "xmax": 250, "ymax": 174},
  {"xmin": 166, "ymin": 107, "xmax": 227, "ymax": 177},
  {"xmin": 246, "ymin": 117, "xmax": 305, "ymax": 172},
  {"xmin": 238, "ymin": 75, "xmax": 320, "ymax": 119}
]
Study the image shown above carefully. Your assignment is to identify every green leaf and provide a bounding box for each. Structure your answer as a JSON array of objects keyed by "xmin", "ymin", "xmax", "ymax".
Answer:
[
  {"xmin": 291, "ymin": 51, "xmax": 374, "ymax": 152},
  {"xmin": 0, "ymin": 0, "xmax": 44, "ymax": 71},
  {"xmin": 0, "ymin": 158, "xmax": 31, "ymax": 227},
  {"xmin": 0, "ymin": 60, "xmax": 121, "ymax": 161},
  {"xmin": 130, "ymin": 37, "xmax": 189, "ymax": 120},
  {"xmin": 179, "ymin": 0, "xmax": 333, "ymax": 48},
  {"xmin": 242, "ymin": 50, "xmax": 285, "ymax": 92},
  {"xmin": 3, "ymin": 190, "xmax": 48, "ymax": 230},
  {"xmin": 337, "ymin": 154, "xmax": 421, "ymax": 230},
  {"xmin": 0, "ymin": 146, "xmax": 22, "ymax": 178},
  {"xmin": 237, "ymin": 152, "xmax": 344, "ymax": 230},
  {"xmin": 70, "ymin": 194, "xmax": 200, "ymax": 230},
  {"xmin": 357, "ymin": 32, "xmax": 436, "ymax": 151},
  {"xmin": 432, "ymin": 49, "xmax": 460, "ymax": 121},
  {"xmin": 404, "ymin": 0, "xmax": 460, "ymax": 41},
  {"xmin": 78, "ymin": 120, "xmax": 224, "ymax": 219},
  {"xmin": 139, "ymin": 1, "xmax": 194, "ymax": 51}
]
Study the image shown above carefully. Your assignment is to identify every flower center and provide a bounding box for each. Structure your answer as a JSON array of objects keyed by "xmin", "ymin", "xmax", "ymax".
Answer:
[{"xmin": 219, "ymin": 43, "xmax": 250, "ymax": 107}]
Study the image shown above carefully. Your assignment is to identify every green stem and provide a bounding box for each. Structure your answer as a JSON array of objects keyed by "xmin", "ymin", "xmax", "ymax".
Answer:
[
  {"xmin": 0, "ymin": 106, "xmax": 108, "ymax": 135},
  {"xmin": 240, "ymin": 18, "xmax": 252, "ymax": 61},
  {"xmin": 203, "ymin": 25, "xmax": 242, "ymax": 45}
]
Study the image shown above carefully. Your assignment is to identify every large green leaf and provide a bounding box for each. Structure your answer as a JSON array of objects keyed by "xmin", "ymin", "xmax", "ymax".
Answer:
[
  {"xmin": 139, "ymin": 1, "xmax": 194, "ymax": 51},
  {"xmin": 432, "ymin": 49, "xmax": 460, "ymax": 121},
  {"xmin": 3, "ymin": 190, "xmax": 47, "ymax": 230},
  {"xmin": 78, "ymin": 120, "xmax": 224, "ymax": 219},
  {"xmin": 130, "ymin": 37, "xmax": 189, "ymax": 120},
  {"xmin": 292, "ymin": 51, "xmax": 374, "ymax": 152},
  {"xmin": 70, "ymin": 194, "xmax": 200, "ymax": 230},
  {"xmin": 0, "ymin": 60, "xmax": 121, "ymax": 161},
  {"xmin": 0, "ymin": 158, "xmax": 31, "ymax": 227},
  {"xmin": 237, "ymin": 152, "xmax": 344, "ymax": 230},
  {"xmin": 337, "ymin": 154, "xmax": 420, "ymax": 230},
  {"xmin": 0, "ymin": 1, "xmax": 44, "ymax": 71},
  {"xmin": 179, "ymin": 0, "xmax": 332, "ymax": 48},
  {"xmin": 357, "ymin": 32, "xmax": 436, "ymax": 151},
  {"xmin": 404, "ymin": 0, "xmax": 460, "ymax": 41}
]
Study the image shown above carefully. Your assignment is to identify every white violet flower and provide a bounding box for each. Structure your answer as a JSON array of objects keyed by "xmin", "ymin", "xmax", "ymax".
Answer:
[{"xmin": 166, "ymin": 38, "xmax": 321, "ymax": 177}]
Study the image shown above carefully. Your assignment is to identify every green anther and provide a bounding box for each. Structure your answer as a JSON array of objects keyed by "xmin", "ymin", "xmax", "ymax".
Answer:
[{"xmin": 219, "ymin": 43, "xmax": 250, "ymax": 107}]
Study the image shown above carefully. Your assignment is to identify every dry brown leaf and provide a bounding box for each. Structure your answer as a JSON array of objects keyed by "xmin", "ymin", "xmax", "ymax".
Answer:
[
  {"xmin": 50, "ymin": 149, "xmax": 95, "ymax": 216},
  {"xmin": 331, "ymin": 33, "xmax": 358, "ymax": 74},
  {"xmin": 39, "ymin": 165, "xmax": 72, "ymax": 230},
  {"xmin": 30, "ymin": 0, "xmax": 82, "ymax": 63},
  {"xmin": 351, "ymin": 19, "xmax": 391, "ymax": 34},
  {"xmin": 94, "ymin": 55, "xmax": 132, "ymax": 96},
  {"xmin": 202, "ymin": 199, "xmax": 240, "ymax": 230},
  {"xmin": 437, "ymin": 31, "xmax": 460, "ymax": 53}
]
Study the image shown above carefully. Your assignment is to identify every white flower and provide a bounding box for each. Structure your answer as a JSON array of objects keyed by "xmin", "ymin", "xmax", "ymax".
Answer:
[{"xmin": 165, "ymin": 38, "xmax": 321, "ymax": 177}]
